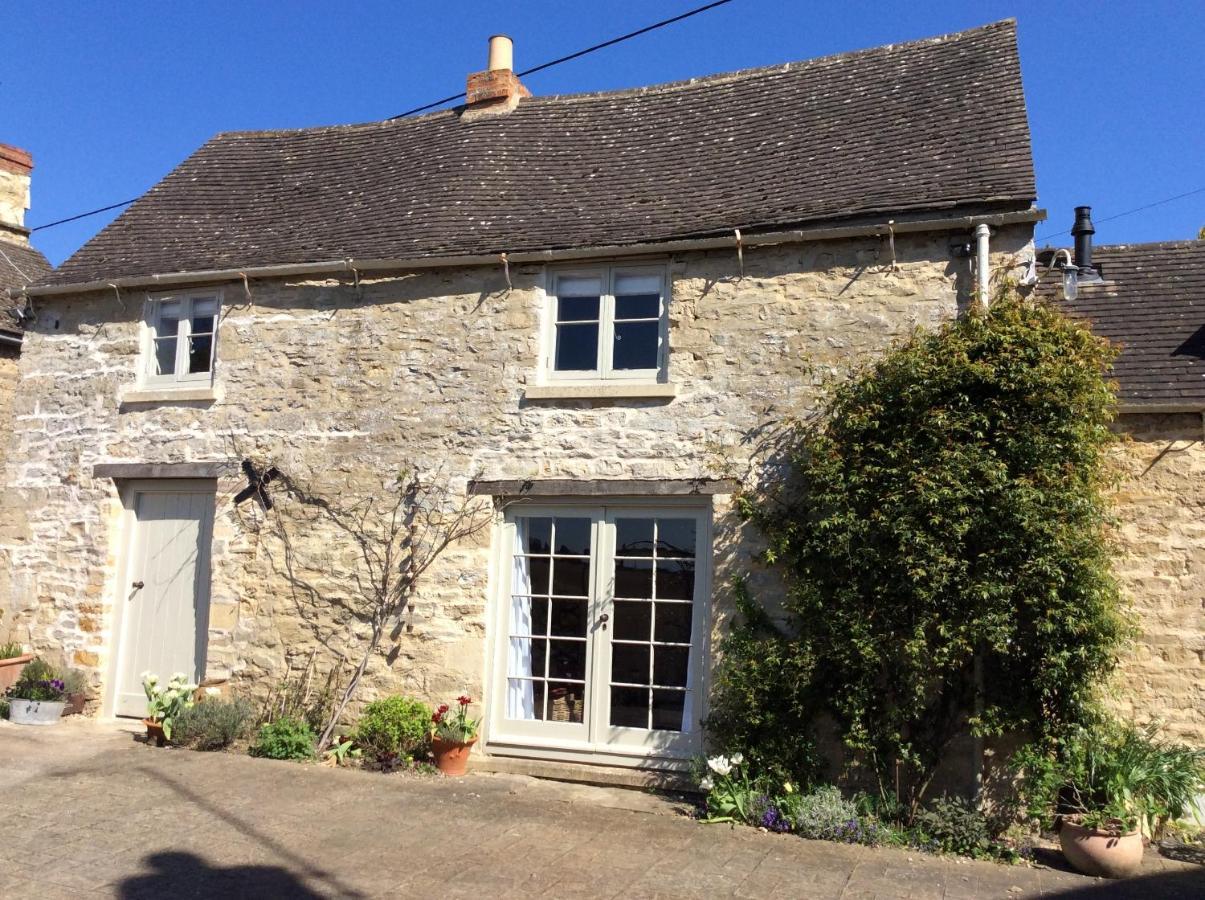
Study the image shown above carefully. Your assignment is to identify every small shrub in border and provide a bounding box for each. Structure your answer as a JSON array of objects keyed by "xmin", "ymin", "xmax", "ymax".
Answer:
[
  {"xmin": 353, "ymin": 695, "xmax": 432, "ymax": 764},
  {"xmin": 173, "ymin": 696, "xmax": 255, "ymax": 751},
  {"xmin": 249, "ymin": 716, "xmax": 316, "ymax": 761}
]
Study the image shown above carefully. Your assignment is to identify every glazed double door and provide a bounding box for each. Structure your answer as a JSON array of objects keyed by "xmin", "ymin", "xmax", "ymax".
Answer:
[{"xmin": 490, "ymin": 505, "xmax": 708, "ymax": 759}]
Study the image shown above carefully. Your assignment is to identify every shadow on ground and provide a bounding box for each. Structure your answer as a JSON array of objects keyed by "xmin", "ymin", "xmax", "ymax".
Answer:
[
  {"xmin": 1044, "ymin": 867, "xmax": 1205, "ymax": 899},
  {"xmin": 118, "ymin": 851, "xmax": 328, "ymax": 899}
]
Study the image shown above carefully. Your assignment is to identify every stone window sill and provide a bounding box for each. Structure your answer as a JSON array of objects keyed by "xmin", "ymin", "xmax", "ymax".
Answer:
[
  {"xmin": 523, "ymin": 382, "xmax": 678, "ymax": 401},
  {"xmin": 119, "ymin": 385, "xmax": 220, "ymax": 405}
]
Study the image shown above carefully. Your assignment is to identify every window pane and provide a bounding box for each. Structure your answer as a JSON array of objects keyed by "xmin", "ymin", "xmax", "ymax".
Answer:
[
  {"xmin": 556, "ymin": 296, "xmax": 600, "ymax": 322},
  {"xmin": 614, "ymin": 559, "xmax": 653, "ymax": 599},
  {"xmin": 551, "ymin": 557, "xmax": 590, "ymax": 598},
  {"xmin": 613, "ymin": 600, "xmax": 651, "ymax": 642},
  {"xmin": 614, "ymin": 273, "xmax": 662, "ymax": 295},
  {"xmin": 611, "ymin": 644, "xmax": 650, "ymax": 685},
  {"xmin": 524, "ymin": 557, "xmax": 550, "ymax": 596},
  {"xmin": 553, "ymin": 518, "xmax": 592, "ymax": 556},
  {"xmin": 652, "ymin": 690, "xmax": 686, "ymax": 731},
  {"xmin": 549, "ymin": 599, "xmax": 588, "ymax": 637},
  {"xmin": 507, "ymin": 679, "xmax": 546, "ymax": 721},
  {"xmin": 554, "ymin": 322, "xmax": 599, "ymax": 371},
  {"xmin": 610, "ymin": 686, "xmax": 649, "ymax": 728},
  {"xmin": 193, "ymin": 297, "xmax": 219, "ymax": 318},
  {"xmin": 191, "ymin": 313, "xmax": 215, "ymax": 336},
  {"xmin": 156, "ymin": 302, "xmax": 181, "ymax": 336},
  {"xmin": 612, "ymin": 321, "xmax": 659, "ymax": 370},
  {"xmin": 521, "ymin": 518, "xmax": 552, "ymax": 555},
  {"xmin": 154, "ymin": 337, "xmax": 178, "ymax": 376},
  {"xmin": 508, "ymin": 637, "xmax": 546, "ymax": 678},
  {"xmin": 549, "ymin": 684, "xmax": 584, "ymax": 723},
  {"xmin": 654, "ymin": 602, "xmax": 693, "ymax": 644},
  {"xmin": 509, "ymin": 595, "xmax": 547, "ymax": 636},
  {"xmin": 614, "ymin": 293, "xmax": 660, "ymax": 320},
  {"xmin": 188, "ymin": 334, "xmax": 213, "ymax": 374},
  {"xmin": 656, "ymin": 520, "xmax": 696, "ymax": 558},
  {"xmin": 549, "ymin": 640, "xmax": 586, "ymax": 681},
  {"xmin": 615, "ymin": 519, "xmax": 654, "ymax": 557},
  {"xmin": 653, "ymin": 646, "xmax": 690, "ymax": 688},
  {"xmin": 557, "ymin": 276, "xmax": 603, "ymax": 297},
  {"xmin": 656, "ymin": 560, "xmax": 695, "ymax": 601}
]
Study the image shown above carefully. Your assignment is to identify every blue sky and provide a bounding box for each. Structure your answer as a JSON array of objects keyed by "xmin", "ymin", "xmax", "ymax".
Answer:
[{"xmin": 6, "ymin": 1, "xmax": 1204, "ymax": 266}]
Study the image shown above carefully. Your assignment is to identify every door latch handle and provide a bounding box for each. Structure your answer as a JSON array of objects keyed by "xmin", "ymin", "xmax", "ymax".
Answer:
[
  {"xmin": 131, "ymin": 581, "xmax": 145, "ymax": 590},
  {"xmin": 598, "ymin": 612, "xmax": 609, "ymax": 631}
]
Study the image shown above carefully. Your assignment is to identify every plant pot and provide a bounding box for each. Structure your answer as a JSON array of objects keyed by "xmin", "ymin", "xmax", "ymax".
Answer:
[
  {"xmin": 143, "ymin": 718, "xmax": 167, "ymax": 747},
  {"xmin": 431, "ymin": 736, "xmax": 477, "ymax": 776},
  {"xmin": 0, "ymin": 653, "xmax": 33, "ymax": 693},
  {"xmin": 1059, "ymin": 821, "xmax": 1144, "ymax": 878},
  {"xmin": 63, "ymin": 692, "xmax": 87, "ymax": 716},
  {"xmin": 9, "ymin": 698, "xmax": 66, "ymax": 726}
]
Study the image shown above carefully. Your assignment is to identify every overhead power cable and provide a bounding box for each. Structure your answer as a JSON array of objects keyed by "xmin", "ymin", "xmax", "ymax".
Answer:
[
  {"xmin": 1037, "ymin": 185, "xmax": 1205, "ymax": 242},
  {"xmin": 30, "ymin": 0, "xmax": 737, "ymax": 233},
  {"xmin": 30, "ymin": 197, "xmax": 139, "ymax": 233},
  {"xmin": 387, "ymin": 0, "xmax": 737, "ymax": 119}
]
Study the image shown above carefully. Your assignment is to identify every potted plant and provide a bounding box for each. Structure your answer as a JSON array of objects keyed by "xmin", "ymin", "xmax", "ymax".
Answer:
[
  {"xmin": 1015, "ymin": 721, "xmax": 1205, "ymax": 879},
  {"xmin": 7, "ymin": 658, "xmax": 67, "ymax": 725},
  {"xmin": 141, "ymin": 671, "xmax": 197, "ymax": 746},
  {"xmin": 62, "ymin": 668, "xmax": 89, "ymax": 716},
  {"xmin": 430, "ymin": 694, "xmax": 479, "ymax": 776},
  {"xmin": 0, "ymin": 641, "xmax": 33, "ymax": 693}
]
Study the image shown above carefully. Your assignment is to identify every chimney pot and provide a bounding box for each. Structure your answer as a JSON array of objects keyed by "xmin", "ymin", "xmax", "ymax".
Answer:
[
  {"xmin": 487, "ymin": 34, "xmax": 514, "ymax": 72},
  {"xmin": 1071, "ymin": 205, "xmax": 1096, "ymax": 273}
]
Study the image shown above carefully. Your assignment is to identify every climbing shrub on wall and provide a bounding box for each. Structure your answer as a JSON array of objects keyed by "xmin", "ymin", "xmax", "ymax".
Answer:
[{"xmin": 709, "ymin": 288, "xmax": 1131, "ymax": 811}]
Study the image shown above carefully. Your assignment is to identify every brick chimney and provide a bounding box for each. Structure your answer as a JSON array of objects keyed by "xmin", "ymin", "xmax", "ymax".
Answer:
[
  {"xmin": 463, "ymin": 35, "xmax": 529, "ymax": 121},
  {"xmin": 0, "ymin": 143, "xmax": 34, "ymax": 246}
]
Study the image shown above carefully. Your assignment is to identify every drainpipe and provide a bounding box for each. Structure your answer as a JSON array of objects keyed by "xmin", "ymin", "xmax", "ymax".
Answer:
[{"xmin": 974, "ymin": 223, "xmax": 991, "ymax": 307}]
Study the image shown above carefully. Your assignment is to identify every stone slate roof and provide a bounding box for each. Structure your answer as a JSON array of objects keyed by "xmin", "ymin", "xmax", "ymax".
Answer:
[
  {"xmin": 1041, "ymin": 241, "xmax": 1205, "ymax": 408},
  {"xmin": 0, "ymin": 240, "xmax": 50, "ymax": 336},
  {"xmin": 45, "ymin": 20, "xmax": 1035, "ymax": 287}
]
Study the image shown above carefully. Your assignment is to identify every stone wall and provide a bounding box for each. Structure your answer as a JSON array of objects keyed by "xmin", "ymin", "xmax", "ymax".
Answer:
[
  {"xmin": 1, "ymin": 227, "xmax": 1037, "ymax": 724},
  {"xmin": 1108, "ymin": 413, "xmax": 1205, "ymax": 745}
]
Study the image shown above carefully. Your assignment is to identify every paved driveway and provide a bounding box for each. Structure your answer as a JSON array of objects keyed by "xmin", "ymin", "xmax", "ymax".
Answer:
[{"xmin": 1, "ymin": 719, "xmax": 1200, "ymax": 899}]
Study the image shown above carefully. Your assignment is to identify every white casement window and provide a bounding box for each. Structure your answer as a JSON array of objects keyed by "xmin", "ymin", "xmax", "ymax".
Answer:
[
  {"xmin": 545, "ymin": 266, "xmax": 668, "ymax": 382},
  {"xmin": 143, "ymin": 294, "xmax": 219, "ymax": 385}
]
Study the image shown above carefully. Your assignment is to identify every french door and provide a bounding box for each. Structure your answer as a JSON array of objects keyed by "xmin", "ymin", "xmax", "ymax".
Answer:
[{"xmin": 489, "ymin": 504, "xmax": 709, "ymax": 761}]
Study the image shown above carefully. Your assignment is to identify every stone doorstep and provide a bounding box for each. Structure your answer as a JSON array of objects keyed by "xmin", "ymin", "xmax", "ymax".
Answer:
[{"xmin": 468, "ymin": 752, "xmax": 697, "ymax": 794}]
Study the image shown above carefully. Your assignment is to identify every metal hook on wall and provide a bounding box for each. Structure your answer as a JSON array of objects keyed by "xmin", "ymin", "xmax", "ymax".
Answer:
[
  {"xmin": 734, "ymin": 229, "xmax": 744, "ymax": 277},
  {"xmin": 499, "ymin": 253, "xmax": 512, "ymax": 291}
]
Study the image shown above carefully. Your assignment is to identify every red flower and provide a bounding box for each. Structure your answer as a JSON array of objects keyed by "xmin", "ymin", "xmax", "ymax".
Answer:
[
  {"xmin": 437, "ymin": 703, "xmax": 449, "ymax": 713},
  {"xmin": 432, "ymin": 709, "xmax": 444, "ymax": 723},
  {"xmin": 457, "ymin": 695, "xmax": 472, "ymax": 706}
]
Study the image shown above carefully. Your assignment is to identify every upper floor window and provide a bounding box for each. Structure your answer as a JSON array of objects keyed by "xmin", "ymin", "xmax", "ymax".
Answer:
[
  {"xmin": 546, "ymin": 266, "xmax": 667, "ymax": 381},
  {"xmin": 144, "ymin": 293, "xmax": 219, "ymax": 385}
]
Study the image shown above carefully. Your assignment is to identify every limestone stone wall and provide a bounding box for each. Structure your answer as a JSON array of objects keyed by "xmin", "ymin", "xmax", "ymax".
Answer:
[
  {"xmin": 0, "ymin": 228, "xmax": 1035, "ymax": 720},
  {"xmin": 1108, "ymin": 413, "xmax": 1205, "ymax": 745}
]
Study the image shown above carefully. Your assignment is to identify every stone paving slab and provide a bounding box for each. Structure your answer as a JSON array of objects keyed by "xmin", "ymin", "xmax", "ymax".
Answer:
[{"xmin": 1, "ymin": 719, "xmax": 1201, "ymax": 899}]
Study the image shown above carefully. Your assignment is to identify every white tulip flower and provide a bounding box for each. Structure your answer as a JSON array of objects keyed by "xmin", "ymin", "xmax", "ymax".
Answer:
[
  {"xmin": 730, "ymin": 752, "xmax": 744, "ymax": 767},
  {"xmin": 706, "ymin": 755, "xmax": 733, "ymax": 776},
  {"xmin": 699, "ymin": 776, "xmax": 714, "ymax": 791}
]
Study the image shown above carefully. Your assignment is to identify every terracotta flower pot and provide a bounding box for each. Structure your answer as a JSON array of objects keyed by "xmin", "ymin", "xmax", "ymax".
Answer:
[
  {"xmin": 1059, "ymin": 821, "xmax": 1144, "ymax": 879},
  {"xmin": 143, "ymin": 718, "xmax": 168, "ymax": 747},
  {"xmin": 63, "ymin": 693, "xmax": 87, "ymax": 716},
  {"xmin": 431, "ymin": 736, "xmax": 477, "ymax": 776},
  {"xmin": 0, "ymin": 653, "xmax": 33, "ymax": 693}
]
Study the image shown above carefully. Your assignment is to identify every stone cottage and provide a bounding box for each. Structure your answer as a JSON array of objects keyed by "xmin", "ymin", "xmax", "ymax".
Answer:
[
  {"xmin": 0, "ymin": 143, "xmax": 51, "ymax": 518},
  {"xmin": 7, "ymin": 20, "xmax": 1193, "ymax": 776},
  {"xmin": 1038, "ymin": 231, "xmax": 1205, "ymax": 746}
]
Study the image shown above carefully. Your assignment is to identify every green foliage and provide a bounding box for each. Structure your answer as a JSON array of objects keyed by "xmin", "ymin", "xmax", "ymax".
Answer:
[
  {"xmin": 0, "ymin": 641, "xmax": 24, "ymax": 660},
  {"xmin": 1013, "ymin": 719, "xmax": 1205, "ymax": 836},
  {"xmin": 724, "ymin": 290, "xmax": 1130, "ymax": 809},
  {"xmin": 9, "ymin": 658, "xmax": 66, "ymax": 702},
  {"xmin": 432, "ymin": 695, "xmax": 480, "ymax": 744},
  {"xmin": 794, "ymin": 786, "xmax": 878, "ymax": 843},
  {"xmin": 323, "ymin": 738, "xmax": 362, "ymax": 766},
  {"xmin": 702, "ymin": 578, "xmax": 820, "ymax": 786},
  {"xmin": 912, "ymin": 796, "xmax": 995, "ymax": 858},
  {"xmin": 352, "ymin": 695, "xmax": 432, "ymax": 762},
  {"xmin": 141, "ymin": 672, "xmax": 196, "ymax": 741},
  {"xmin": 250, "ymin": 716, "xmax": 316, "ymax": 760},
  {"xmin": 61, "ymin": 669, "xmax": 87, "ymax": 695},
  {"xmin": 173, "ymin": 697, "xmax": 255, "ymax": 751}
]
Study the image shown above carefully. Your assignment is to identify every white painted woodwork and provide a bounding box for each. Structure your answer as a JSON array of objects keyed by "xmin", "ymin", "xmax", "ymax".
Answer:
[{"xmin": 114, "ymin": 489, "xmax": 214, "ymax": 717}]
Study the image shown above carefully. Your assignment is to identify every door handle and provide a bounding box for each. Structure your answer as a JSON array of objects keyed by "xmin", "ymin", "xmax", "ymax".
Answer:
[
  {"xmin": 597, "ymin": 612, "xmax": 609, "ymax": 631},
  {"xmin": 131, "ymin": 581, "xmax": 145, "ymax": 590}
]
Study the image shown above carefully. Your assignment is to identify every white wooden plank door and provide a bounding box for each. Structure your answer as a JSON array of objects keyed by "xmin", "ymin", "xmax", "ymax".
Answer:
[{"xmin": 114, "ymin": 487, "xmax": 215, "ymax": 717}]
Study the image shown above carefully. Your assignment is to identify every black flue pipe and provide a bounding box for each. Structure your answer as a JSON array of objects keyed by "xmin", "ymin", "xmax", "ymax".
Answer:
[{"xmin": 1072, "ymin": 206, "xmax": 1095, "ymax": 271}]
